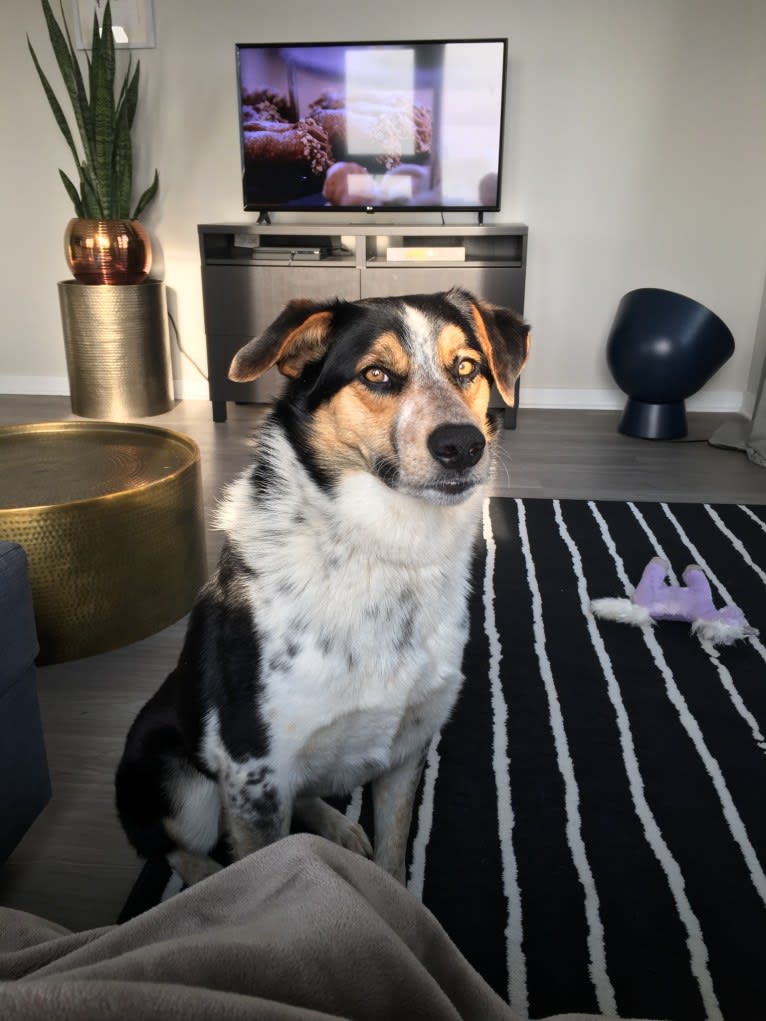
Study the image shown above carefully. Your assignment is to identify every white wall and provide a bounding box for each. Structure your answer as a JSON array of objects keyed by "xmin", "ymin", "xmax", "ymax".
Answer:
[{"xmin": 2, "ymin": 0, "xmax": 765, "ymax": 410}]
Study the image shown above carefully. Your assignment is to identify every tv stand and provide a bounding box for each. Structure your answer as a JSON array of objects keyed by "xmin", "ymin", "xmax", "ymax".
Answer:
[{"xmin": 197, "ymin": 222, "xmax": 528, "ymax": 426}]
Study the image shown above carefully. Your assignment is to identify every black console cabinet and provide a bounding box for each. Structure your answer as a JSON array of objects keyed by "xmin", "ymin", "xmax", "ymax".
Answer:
[{"xmin": 197, "ymin": 223, "xmax": 528, "ymax": 425}]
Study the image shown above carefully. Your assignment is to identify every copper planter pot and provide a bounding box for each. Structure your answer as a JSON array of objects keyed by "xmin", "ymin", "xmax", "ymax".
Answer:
[{"xmin": 64, "ymin": 217, "xmax": 152, "ymax": 285}]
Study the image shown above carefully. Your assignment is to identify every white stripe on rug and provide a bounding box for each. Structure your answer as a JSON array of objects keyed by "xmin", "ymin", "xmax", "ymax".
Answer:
[
  {"xmin": 161, "ymin": 871, "xmax": 185, "ymax": 902},
  {"xmin": 345, "ymin": 786, "xmax": 363, "ymax": 825},
  {"xmin": 626, "ymin": 502, "xmax": 679, "ymax": 586},
  {"xmin": 487, "ymin": 500, "xmax": 527, "ymax": 1016},
  {"xmin": 625, "ymin": 504, "xmax": 766, "ymax": 908},
  {"xmin": 407, "ymin": 733, "xmax": 441, "ymax": 899},
  {"xmin": 662, "ymin": 504, "xmax": 766, "ymax": 665},
  {"xmin": 626, "ymin": 502, "xmax": 766, "ymax": 753},
  {"xmin": 586, "ymin": 501, "xmax": 722, "ymax": 1020},
  {"xmin": 520, "ymin": 500, "xmax": 617, "ymax": 1016},
  {"xmin": 704, "ymin": 505, "xmax": 766, "ymax": 587},
  {"xmin": 740, "ymin": 505, "xmax": 766, "ymax": 534}
]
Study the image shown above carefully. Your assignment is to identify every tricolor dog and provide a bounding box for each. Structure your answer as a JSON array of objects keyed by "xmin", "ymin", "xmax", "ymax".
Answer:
[{"xmin": 115, "ymin": 288, "xmax": 529, "ymax": 886}]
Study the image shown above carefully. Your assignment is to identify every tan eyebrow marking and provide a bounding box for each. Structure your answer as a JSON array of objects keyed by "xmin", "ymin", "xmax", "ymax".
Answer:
[{"xmin": 354, "ymin": 331, "xmax": 410, "ymax": 377}]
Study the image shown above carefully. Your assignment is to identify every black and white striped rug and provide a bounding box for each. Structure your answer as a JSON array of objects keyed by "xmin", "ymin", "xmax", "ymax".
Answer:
[{"xmin": 120, "ymin": 498, "xmax": 766, "ymax": 1021}]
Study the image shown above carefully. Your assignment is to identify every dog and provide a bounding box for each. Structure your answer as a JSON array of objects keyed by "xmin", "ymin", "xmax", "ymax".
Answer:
[{"xmin": 115, "ymin": 287, "xmax": 529, "ymax": 887}]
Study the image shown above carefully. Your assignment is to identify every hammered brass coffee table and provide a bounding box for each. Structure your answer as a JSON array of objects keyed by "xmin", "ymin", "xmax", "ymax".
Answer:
[{"xmin": 0, "ymin": 422, "xmax": 207, "ymax": 664}]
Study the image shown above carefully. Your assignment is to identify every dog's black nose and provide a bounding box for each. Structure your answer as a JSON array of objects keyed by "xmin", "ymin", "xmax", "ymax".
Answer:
[{"xmin": 428, "ymin": 424, "xmax": 486, "ymax": 471}]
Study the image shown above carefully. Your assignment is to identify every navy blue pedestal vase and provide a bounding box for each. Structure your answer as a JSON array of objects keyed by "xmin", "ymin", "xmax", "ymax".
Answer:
[{"xmin": 606, "ymin": 288, "xmax": 734, "ymax": 439}]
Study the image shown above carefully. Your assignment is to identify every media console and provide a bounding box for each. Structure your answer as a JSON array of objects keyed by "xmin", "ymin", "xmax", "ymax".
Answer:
[{"xmin": 197, "ymin": 223, "xmax": 528, "ymax": 426}]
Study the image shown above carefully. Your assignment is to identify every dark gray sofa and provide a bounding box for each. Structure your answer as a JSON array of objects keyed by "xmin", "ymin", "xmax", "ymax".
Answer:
[{"xmin": 0, "ymin": 541, "xmax": 50, "ymax": 863}]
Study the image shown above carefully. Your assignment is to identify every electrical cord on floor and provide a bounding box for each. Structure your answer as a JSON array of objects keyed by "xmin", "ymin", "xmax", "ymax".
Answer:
[
  {"xmin": 649, "ymin": 438, "xmax": 727, "ymax": 446},
  {"xmin": 167, "ymin": 310, "xmax": 208, "ymax": 381}
]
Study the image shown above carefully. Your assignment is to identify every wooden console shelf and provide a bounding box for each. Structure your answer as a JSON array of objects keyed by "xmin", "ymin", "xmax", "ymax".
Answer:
[{"xmin": 198, "ymin": 223, "xmax": 527, "ymax": 425}]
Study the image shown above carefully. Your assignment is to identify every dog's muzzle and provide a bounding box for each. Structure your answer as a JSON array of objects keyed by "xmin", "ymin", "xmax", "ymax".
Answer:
[{"xmin": 375, "ymin": 422, "xmax": 488, "ymax": 504}]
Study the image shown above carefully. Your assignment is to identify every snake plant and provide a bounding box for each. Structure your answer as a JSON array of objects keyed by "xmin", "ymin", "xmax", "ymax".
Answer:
[{"xmin": 28, "ymin": 0, "xmax": 159, "ymax": 220}]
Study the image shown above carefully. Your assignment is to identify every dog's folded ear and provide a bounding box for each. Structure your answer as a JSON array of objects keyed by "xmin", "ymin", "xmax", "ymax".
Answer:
[
  {"xmin": 462, "ymin": 293, "xmax": 531, "ymax": 407},
  {"xmin": 229, "ymin": 299, "xmax": 337, "ymax": 382}
]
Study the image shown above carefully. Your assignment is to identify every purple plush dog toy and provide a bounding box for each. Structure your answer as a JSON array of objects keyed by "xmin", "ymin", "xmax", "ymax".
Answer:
[{"xmin": 591, "ymin": 556, "xmax": 758, "ymax": 656}]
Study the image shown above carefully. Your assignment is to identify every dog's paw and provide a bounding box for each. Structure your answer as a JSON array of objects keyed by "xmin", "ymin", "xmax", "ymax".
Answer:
[
  {"xmin": 308, "ymin": 804, "xmax": 375, "ymax": 861},
  {"xmin": 167, "ymin": 850, "xmax": 224, "ymax": 887},
  {"xmin": 332, "ymin": 816, "xmax": 374, "ymax": 859},
  {"xmin": 318, "ymin": 808, "xmax": 374, "ymax": 857},
  {"xmin": 295, "ymin": 798, "xmax": 373, "ymax": 858}
]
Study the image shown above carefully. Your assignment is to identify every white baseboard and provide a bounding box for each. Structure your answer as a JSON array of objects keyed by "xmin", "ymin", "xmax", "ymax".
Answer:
[
  {"xmin": 520, "ymin": 388, "xmax": 624, "ymax": 411},
  {"xmin": 0, "ymin": 376, "xmax": 72, "ymax": 396},
  {"xmin": 0, "ymin": 376, "xmax": 210, "ymax": 402},
  {"xmin": 0, "ymin": 377, "xmax": 746, "ymax": 416},
  {"xmin": 520, "ymin": 387, "xmax": 745, "ymax": 415},
  {"xmin": 173, "ymin": 379, "xmax": 209, "ymax": 401}
]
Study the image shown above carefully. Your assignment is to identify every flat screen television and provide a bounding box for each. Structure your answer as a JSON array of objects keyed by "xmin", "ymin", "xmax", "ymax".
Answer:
[{"xmin": 235, "ymin": 39, "xmax": 507, "ymax": 214}]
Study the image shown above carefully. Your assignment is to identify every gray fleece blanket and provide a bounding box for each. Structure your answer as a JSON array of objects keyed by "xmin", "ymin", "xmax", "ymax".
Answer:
[{"xmin": 0, "ymin": 834, "xmax": 661, "ymax": 1021}]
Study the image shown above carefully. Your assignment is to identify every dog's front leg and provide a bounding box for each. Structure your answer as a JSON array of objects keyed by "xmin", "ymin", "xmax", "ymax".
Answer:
[
  {"xmin": 219, "ymin": 765, "xmax": 291, "ymax": 861},
  {"xmin": 371, "ymin": 747, "xmax": 427, "ymax": 884}
]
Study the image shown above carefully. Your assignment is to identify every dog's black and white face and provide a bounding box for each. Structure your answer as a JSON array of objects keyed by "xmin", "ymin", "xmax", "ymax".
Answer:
[{"xmin": 229, "ymin": 287, "xmax": 530, "ymax": 506}]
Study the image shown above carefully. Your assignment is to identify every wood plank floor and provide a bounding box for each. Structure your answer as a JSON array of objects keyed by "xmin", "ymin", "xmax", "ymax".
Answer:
[{"xmin": 0, "ymin": 395, "xmax": 763, "ymax": 932}]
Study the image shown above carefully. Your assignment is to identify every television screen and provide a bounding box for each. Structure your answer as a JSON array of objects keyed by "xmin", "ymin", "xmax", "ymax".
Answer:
[{"xmin": 235, "ymin": 39, "xmax": 507, "ymax": 213}]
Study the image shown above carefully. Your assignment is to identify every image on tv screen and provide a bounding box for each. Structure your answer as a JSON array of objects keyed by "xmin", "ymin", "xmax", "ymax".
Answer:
[{"xmin": 236, "ymin": 40, "xmax": 506, "ymax": 211}]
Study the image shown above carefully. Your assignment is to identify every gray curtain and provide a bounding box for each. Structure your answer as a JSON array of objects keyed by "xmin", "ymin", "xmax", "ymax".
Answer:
[
  {"xmin": 709, "ymin": 356, "xmax": 766, "ymax": 466},
  {"xmin": 709, "ymin": 271, "xmax": 766, "ymax": 467}
]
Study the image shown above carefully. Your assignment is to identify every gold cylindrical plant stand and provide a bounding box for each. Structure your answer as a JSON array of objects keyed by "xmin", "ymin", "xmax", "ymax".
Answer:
[{"xmin": 58, "ymin": 280, "xmax": 174, "ymax": 419}]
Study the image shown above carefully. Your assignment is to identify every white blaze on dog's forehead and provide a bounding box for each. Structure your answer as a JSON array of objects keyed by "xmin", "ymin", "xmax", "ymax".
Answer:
[
  {"xmin": 395, "ymin": 395, "xmax": 419, "ymax": 435},
  {"xmin": 402, "ymin": 303, "xmax": 442, "ymax": 380}
]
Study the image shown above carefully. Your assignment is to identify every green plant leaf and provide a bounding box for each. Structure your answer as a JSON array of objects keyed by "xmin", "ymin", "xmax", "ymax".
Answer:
[
  {"xmin": 59, "ymin": 170, "xmax": 84, "ymax": 217},
  {"xmin": 39, "ymin": 0, "xmax": 97, "ymax": 174},
  {"xmin": 113, "ymin": 91, "xmax": 132, "ymax": 218},
  {"xmin": 55, "ymin": 0, "xmax": 95, "ymax": 169},
  {"xmin": 132, "ymin": 170, "xmax": 159, "ymax": 221},
  {"xmin": 114, "ymin": 54, "xmax": 133, "ymax": 124},
  {"xmin": 90, "ymin": 2, "xmax": 115, "ymax": 217},
  {"xmin": 27, "ymin": 36, "xmax": 83, "ymax": 179},
  {"xmin": 124, "ymin": 60, "xmax": 139, "ymax": 130},
  {"xmin": 79, "ymin": 170, "xmax": 103, "ymax": 218}
]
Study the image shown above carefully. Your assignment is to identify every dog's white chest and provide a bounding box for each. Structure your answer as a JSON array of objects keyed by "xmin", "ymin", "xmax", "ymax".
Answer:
[
  {"xmin": 228, "ymin": 472, "xmax": 482, "ymax": 797},
  {"xmin": 256, "ymin": 554, "xmax": 468, "ymax": 795}
]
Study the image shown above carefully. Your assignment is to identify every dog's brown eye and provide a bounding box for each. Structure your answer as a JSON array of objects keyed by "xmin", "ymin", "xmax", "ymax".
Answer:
[
  {"xmin": 362, "ymin": 366, "xmax": 390, "ymax": 385},
  {"xmin": 455, "ymin": 358, "xmax": 478, "ymax": 380}
]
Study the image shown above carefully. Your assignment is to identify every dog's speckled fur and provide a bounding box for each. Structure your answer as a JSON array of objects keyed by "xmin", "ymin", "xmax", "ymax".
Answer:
[{"xmin": 115, "ymin": 288, "xmax": 529, "ymax": 885}]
